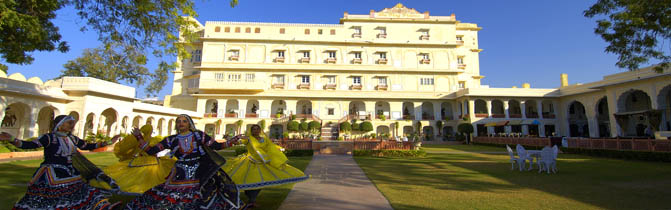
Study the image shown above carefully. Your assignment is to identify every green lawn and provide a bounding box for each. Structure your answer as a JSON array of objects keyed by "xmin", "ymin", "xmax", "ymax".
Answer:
[
  {"xmin": 421, "ymin": 144, "xmax": 507, "ymax": 153},
  {"xmin": 355, "ymin": 145, "xmax": 671, "ymax": 210},
  {"xmin": 0, "ymin": 151, "xmax": 311, "ymax": 209}
]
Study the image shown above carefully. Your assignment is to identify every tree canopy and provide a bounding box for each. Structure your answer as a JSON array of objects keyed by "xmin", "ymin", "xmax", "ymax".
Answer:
[{"xmin": 584, "ymin": 0, "xmax": 671, "ymax": 72}]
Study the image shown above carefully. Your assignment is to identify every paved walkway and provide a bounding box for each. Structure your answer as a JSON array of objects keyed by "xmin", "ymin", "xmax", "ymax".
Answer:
[{"xmin": 278, "ymin": 155, "xmax": 393, "ymax": 210}]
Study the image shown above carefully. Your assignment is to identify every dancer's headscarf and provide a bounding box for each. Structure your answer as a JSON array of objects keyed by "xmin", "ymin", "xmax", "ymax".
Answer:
[
  {"xmin": 52, "ymin": 115, "xmax": 75, "ymax": 133},
  {"xmin": 175, "ymin": 114, "xmax": 197, "ymax": 132}
]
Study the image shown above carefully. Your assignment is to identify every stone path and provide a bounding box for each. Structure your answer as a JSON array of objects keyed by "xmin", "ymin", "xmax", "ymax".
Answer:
[{"xmin": 278, "ymin": 155, "xmax": 393, "ymax": 210}]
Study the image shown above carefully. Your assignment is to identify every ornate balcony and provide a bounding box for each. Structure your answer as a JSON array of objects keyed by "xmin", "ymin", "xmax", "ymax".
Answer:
[
  {"xmin": 420, "ymin": 59, "xmax": 431, "ymax": 64},
  {"xmin": 350, "ymin": 84, "xmax": 362, "ymax": 90},
  {"xmin": 543, "ymin": 113, "xmax": 556, "ymax": 119},
  {"xmin": 229, "ymin": 55, "xmax": 239, "ymax": 61},
  {"xmin": 274, "ymin": 57, "xmax": 285, "ymax": 63},
  {"xmin": 491, "ymin": 114, "xmax": 506, "ymax": 118},
  {"xmin": 458, "ymin": 64, "xmax": 467, "ymax": 69},
  {"xmin": 420, "ymin": 34, "xmax": 430, "ymax": 40},
  {"xmin": 377, "ymin": 58, "xmax": 388, "ymax": 64},
  {"xmin": 457, "ymin": 40, "xmax": 464, "ymax": 45},
  {"xmin": 325, "ymin": 57, "xmax": 337, "ymax": 64},
  {"xmin": 225, "ymin": 113, "xmax": 238, "ymax": 118},
  {"xmin": 375, "ymin": 84, "xmax": 387, "ymax": 90},
  {"xmin": 377, "ymin": 33, "xmax": 387, "ymax": 38},
  {"xmin": 272, "ymin": 83, "xmax": 284, "ymax": 89},
  {"xmin": 526, "ymin": 113, "xmax": 539, "ymax": 118},
  {"xmin": 403, "ymin": 115, "xmax": 414, "ymax": 120},
  {"xmin": 475, "ymin": 113, "xmax": 489, "ymax": 118},
  {"xmin": 204, "ymin": 113, "xmax": 217, "ymax": 118},
  {"xmin": 352, "ymin": 58, "xmax": 362, "ymax": 64},
  {"xmin": 352, "ymin": 33, "xmax": 362, "ymax": 38},
  {"xmin": 298, "ymin": 83, "xmax": 310, "ymax": 89},
  {"xmin": 324, "ymin": 83, "xmax": 336, "ymax": 90},
  {"xmin": 509, "ymin": 114, "xmax": 522, "ymax": 118},
  {"xmin": 299, "ymin": 57, "xmax": 310, "ymax": 63},
  {"xmin": 245, "ymin": 113, "xmax": 258, "ymax": 118},
  {"xmin": 422, "ymin": 115, "xmax": 434, "ymax": 120}
]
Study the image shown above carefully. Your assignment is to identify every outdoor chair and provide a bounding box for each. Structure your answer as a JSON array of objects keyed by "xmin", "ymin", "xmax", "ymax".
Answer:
[
  {"xmin": 538, "ymin": 146, "xmax": 557, "ymax": 174},
  {"xmin": 515, "ymin": 144, "xmax": 534, "ymax": 171},
  {"xmin": 506, "ymin": 145, "xmax": 523, "ymax": 170}
]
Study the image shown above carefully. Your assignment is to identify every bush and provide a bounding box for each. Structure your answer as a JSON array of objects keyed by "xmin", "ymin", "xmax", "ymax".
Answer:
[
  {"xmin": 352, "ymin": 122, "xmax": 360, "ymax": 131},
  {"xmin": 283, "ymin": 149, "xmax": 314, "ymax": 157},
  {"xmin": 370, "ymin": 133, "xmax": 377, "ymax": 139},
  {"xmin": 299, "ymin": 121, "xmax": 309, "ymax": 132},
  {"xmin": 308, "ymin": 121, "xmax": 321, "ymax": 132},
  {"xmin": 287, "ymin": 120, "xmax": 299, "ymax": 132},
  {"xmin": 290, "ymin": 114, "xmax": 296, "ymax": 120},
  {"xmin": 562, "ymin": 147, "xmax": 671, "ymax": 162},
  {"xmin": 340, "ymin": 122, "xmax": 352, "ymax": 133},
  {"xmin": 0, "ymin": 145, "xmax": 11, "ymax": 153},
  {"xmin": 337, "ymin": 136, "xmax": 344, "ymax": 141},
  {"xmin": 353, "ymin": 149, "xmax": 427, "ymax": 157},
  {"xmin": 282, "ymin": 132, "xmax": 289, "ymax": 139},
  {"xmin": 361, "ymin": 121, "xmax": 373, "ymax": 133}
]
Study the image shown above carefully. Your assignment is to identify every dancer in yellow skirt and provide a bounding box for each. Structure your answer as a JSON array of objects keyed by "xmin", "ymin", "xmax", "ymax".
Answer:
[
  {"xmin": 92, "ymin": 124, "xmax": 176, "ymax": 194},
  {"xmin": 224, "ymin": 124, "xmax": 309, "ymax": 208}
]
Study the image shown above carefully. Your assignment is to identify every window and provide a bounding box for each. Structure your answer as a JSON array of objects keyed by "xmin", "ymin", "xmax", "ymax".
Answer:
[
  {"xmin": 422, "ymin": 31, "xmax": 429, "ymax": 36},
  {"xmin": 188, "ymin": 78, "xmax": 199, "ymax": 88},
  {"xmin": 215, "ymin": 73, "xmax": 226, "ymax": 82},
  {"xmin": 225, "ymin": 27, "xmax": 230, "ymax": 32},
  {"xmin": 273, "ymin": 75, "xmax": 284, "ymax": 84},
  {"xmin": 421, "ymin": 53, "xmax": 430, "ymax": 60},
  {"xmin": 305, "ymin": 29, "xmax": 310, "ymax": 35},
  {"xmin": 458, "ymin": 81, "xmax": 466, "ymax": 89},
  {"xmin": 328, "ymin": 108, "xmax": 335, "ymax": 115},
  {"xmin": 277, "ymin": 51, "xmax": 285, "ymax": 58},
  {"xmin": 354, "ymin": 27, "xmax": 361, "ymax": 34},
  {"xmin": 231, "ymin": 50, "xmax": 240, "ymax": 57},
  {"xmin": 215, "ymin": 26, "xmax": 220, "ymax": 32},
  {"xmin": 378, "ymin": 77, "xmax": 387, "ymax": 85},
  {"xmin": 457, "ymin": 57, "xmax": 464, "ymax": 64},
  {"xmin": 354, "ymin": 52, "xmax": 362, "ymax": 59},
  {"xmin": 330, "ymin": 29, "xmax": 336, "ymax": 35},
  {"xmin": 318, "ymin": 29, "xmax": 323, "ymax": 35},
  {"xmin": 379, "ymin": 28, "xmax": 386, "ymax": 34},
  {"xmin": 352, "ymin": 76, "xmax": 361, "ymax": 85},
  {"xmin": 190, "ymin": 50, "xmax": 202, "ymax": 62},
  {"xmin": 280, "ymin": 28, "xmax": 285, "ymax": 34},
  {"xmin": 245, "ymin": 73, "xmax": 255, "ymax": 82},
  {"xmin": 301, "ymin": 75, "xmax": 310, "ymax": 84},
  {"xmin": 228, "ymin": 74, "xmax": 241, "ymax": 82},
  {"xmin": 303, "ymin": 51, "xmax": 310, "ymax": 58},
  {"xmin": 328, "ymin": 51, "xmax": 336, "ymax": 58},
  {"xmin": 379, "ymin": 52, "xmax": 387, "ymax": 59},
  {"xmin": 235, "ymin": 27, "xmax": 240, "ymax": 33},
  {"xmin": 420, "ymin": 78, "xmax": 434, "ymax": 85},
  {"xmin": 326, "ymin": 76, "xmax": 336, "ymax": 84},
  {"xmin": 254, "ymin": 28, "xmax": 260, "ymax": 33},
  {"xmin": 456, "ymin": 36, "xmax": 463, "ymax": 41},
  {"xmin": 245, "ymin": 27, "xmax": 251, "ymax": 33}
]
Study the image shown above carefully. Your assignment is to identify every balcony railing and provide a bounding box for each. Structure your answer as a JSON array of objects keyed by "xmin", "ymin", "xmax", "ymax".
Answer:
[
  {"xmin": 377, "ymin": 58, "xmax": 388, "ymax": 64},
  {"xmin": 458, "ymin": 64, "xmax": 467, "ymax": 69},
  {"xmin": 543, "ymin": 113, "xmax": 556, "ymax": 119},
  {"xmin": 272, "ymin": 114, "xmax": 286, "ymax": 118},
  {"xmin": 403, "ymin": 115, "xmax": 414, "ymax": 120},
  {"xmin": 377, "ymin": 33, "xmax": 387, "ymax": 38},
  {"xmin": 422, "ymin": 115, "xmax": 435, "ymax": 120},
  {"xmin": 509, "ymin": 114, "xmax": 522, "ymax": 118},
  {"xmin": 375, "ymin": 84, "xmax": 387, "ymax": 90},
  {"xmin": 491, "ymin": 114, "xmax": 506, "ymax": 118},
  {"xmin": 225, "ymin": 113, "xmax": 238, "ymax": 118},
  {"xmin": 526, "ymin": 113, "xmax": 539, "ymax": 118},
  {"xmin": 475, "ymin": 113, "xmax": 489, "ymax": 118},
  {"xmin": 299, "ymin": 57, "xmax": 310, "ymax": 63},
  {"xmin": 457, "ymin": 40, "xmax": 464, "ymax": 45},
  {"xmin": 245, "ymin": 113, "xmax": 258, "ymax": 118},
  {"xmin": 352, "ymin": 33, "xmax": 362, "ymax": 38},
  {"xmin": 229, "ymin": 55, "xmax": 239, "ymax": 61},
  {"xmin": 420, "ymin": 59, "xmax": 431, "ymax": 64},
  {"xmin": 204, "ymin": 113, "xmax": 217, "ymax": 118},
  {"xmin": 350, "ymin": 84, "xmax": 362, "ymax": 90},
  {"xmin": 420, "ymin": 34, "xmax": 430, "ymax": 40},
  {"xmin": 324, "ymin": 83, "xmax": 336, "ymax": 90},
  {"xmin": 272, "ymin": 83, "xmax": 284, "ymax": 89},
  {"xmin": 325, "ymin": 57, "xmax": 337, "ymax": 64},
  {"xmin": 298, "ymin": 83, "xmax": 310, "ymax": 89},
  {"xmin": 274, "ymin": 57, "xmax": 285, "ymax": 63},
  {"xmin": 352, "ymin": 58, "xmax": 362, "ymax": 64}
]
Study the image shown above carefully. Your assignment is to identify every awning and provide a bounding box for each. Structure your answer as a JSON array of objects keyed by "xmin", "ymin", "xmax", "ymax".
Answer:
[
  {"xmin": 486, "ymin": 121, "xmax": 509, "ymax": 127},
  {"xmin": 522, "ymin": 119, "xmax": 541, "ymax": 125},
  {"xmin": 507, "ymin": 120, "xmax": 523, "ymax": 125}
]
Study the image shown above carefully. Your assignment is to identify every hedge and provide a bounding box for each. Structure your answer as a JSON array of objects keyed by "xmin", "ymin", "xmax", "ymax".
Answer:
[
  {"xmin": 474, "ymin": 142, "xmax": 671, "ymax": 162},
  {"xmin": 353, "ymin": 149, "xmax": 426, "ymax": 158}
]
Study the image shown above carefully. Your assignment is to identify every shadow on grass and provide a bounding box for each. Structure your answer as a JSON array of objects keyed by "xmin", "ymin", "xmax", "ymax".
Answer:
[{"xmin": 0, "ymin": 163, "xmax": 38, "ymax": 207}]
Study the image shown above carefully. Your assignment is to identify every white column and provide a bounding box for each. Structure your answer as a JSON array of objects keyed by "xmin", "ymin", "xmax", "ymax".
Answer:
[
  {"xmin": 239, "ymin": 99, "xmax": 248, "ymax": 119},
  {"xmin": 433, "ymin": 101, "xmax": 442, "ymax": 121},
  {"xmin": 539, "ymin": 123, "xmax": 546, "ymax": 137},
  {"xmin": 468, "ymin": 99, "xmax": 475, "ymax": 120},
  {"xmin": 486, "ymin": 100, "xmax": 492, "ymax": 118},
  {"xmin": 389, "ymin": 101, "xmax": 403, "ymax": 120},
  {"xmin": 521, "ymin": 101, "xmax": 527, "ymax": 119},
  {"xmin": 537, "ymin": 100, "xmax": 544, "ymax": 119},
  {"xmin": 452, "ymin": 102, "xmax": 459, "ymax": 120},
  {"xmin": 217, "ymin": 99, "xmax": 227, "ymax": 118},
  {"xmin": 259, "ymin": 99, "xmax": 273, "ymax": 118},
  {"xmin": 285, "ymin": 100, "xmax": 297, "ymax": 116},
  {"xmin": 196, "ymin": 98, "xmax": 207, "ymax": 115},
  {"xmin": 504, "ymin": 100, "xmax": 510, "ymax": 119},
  {"xmin": 27, "ymin": 108, "xmax": 39, "ymax": 138},
  {"xmin": 364, "ymin": 101, "xmax": 376, "ymax": 119},
  {"xmin": 414, "ymin": 102, "xmax": 422, "ymax": 121}
]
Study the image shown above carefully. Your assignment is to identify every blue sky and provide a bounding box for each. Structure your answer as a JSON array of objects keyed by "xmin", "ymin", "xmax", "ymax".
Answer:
[{"xmin": 6, "ymin": 0, "xmax": 623, "ymax": 98}]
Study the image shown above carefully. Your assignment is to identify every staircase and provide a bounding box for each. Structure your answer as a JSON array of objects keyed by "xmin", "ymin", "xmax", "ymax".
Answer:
[{"xmin": 321, "ymin": 125, "xmax": 339, "ymax": 140}]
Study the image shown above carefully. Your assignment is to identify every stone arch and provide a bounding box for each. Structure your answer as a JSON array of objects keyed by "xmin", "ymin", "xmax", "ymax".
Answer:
[
  {"xmin": 297, "ymin": 100, "xmax": 313, "ymax": 116},
  {"xmin": 1, "ymin": 102, "xmax": 31, "ymax": 138},
  {"xmin": 205, "ymin": 99, "xmax": 218, "ymax": 115},
  {"xmin": 246, "ymin": 99, "xmax": 260, "ymax": 117},
  {"xmin": 99, "ymin": 108, "xmax": 118, "ymax": 136},
  {"xmin": 146, "ymin": 116, "xmax": 155, "ymax": 126},
  {"xmin": 596, "ymin": 97, "xmax": 611, "ymax": 137},
  {"xmin": 167, "ymin": 119, "xmax": 175, "ymax": 135},
  {"xmin": 375, "ymin": 101, "xmax": 390, "ymax": 119},
  {"xmin": 568, "ymin": 101, "xmax": 588, "ymax": 137},
  {"xmin": 402, "ymin": 102, "xmax": 414, "ymax": 119},
  {"xmin": 441, "ymin": 102, "xmax": 453, "ymax": 120},
  {"xmin": 271, "ymin": 100, "xmax": 287, "ymax": 117},
  {"xmin": 508, "ymin": 100, "xmax": 521, "ymax": 117},
  {"xmin": 84, "ymin": 112, "xmax": 96, "ymax": 137},
  {"xmin": 525, "ymin": 100, "xmax": 538, "ymax": 118},
  {"xmin": 348, "ymin": 101, "xmax": 365, "ymax": 117},
  {"xmin": 37, "ymin": 106, "xmax": 57, "ymax": 136},
  {"xmin": 132, "ymin": 116, "xmax": 143, "ymax": 128},
  {"xmin": 226, "ymin": 100, "xmax": 239, "ymax": 117},
  {"xmin": 376, "ymin": 125, "xmax": 390, "ymax": 139},
  {"xmin": 120, "ymin": 116, "xmax": 129, "ymax": 134},
  {"xmin": 658, "ymin": 85, "xmax": 671, "ymax": 131},
  {"xmin": 157, "ymin": 118, "xmax": 165, "ymax": 136},
  {"xmin": 474, "ymin": 99, "xmax": 487, "ymax": 114},
  {"xmin": 491, "ymin": 100, "xmax": 504, "ymax": 116},
  {"xmin": 68, "ymin": 111, "xmax": 81, "ymax": 135},
  {"xmin": 618, "ymin": 89, "xmax": 652, "ymax": 112},
  {"xmin": 421, "ymin": 102, "xmax": 434, "ymax": 120}
]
